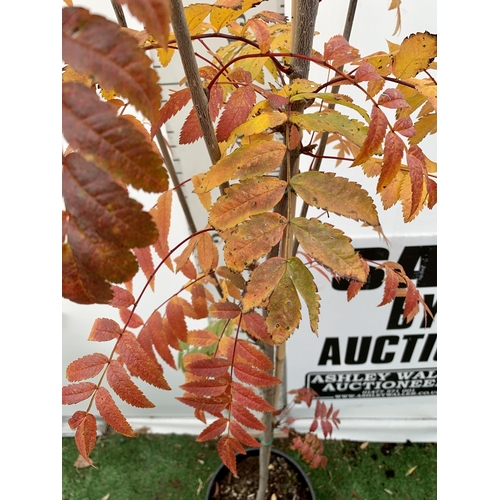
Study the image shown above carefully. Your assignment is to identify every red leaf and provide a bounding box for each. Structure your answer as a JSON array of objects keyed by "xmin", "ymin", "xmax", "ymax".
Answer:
[
  {"xmin": 209, "ymin": 83, "xmax": 224, "ymax": 122},
  {"xmin": 241, "ymin": 312, "xmax": 273, "ymax": 345},
  {"xmin": 393, "ymin": 116, "xmax": 416, "ymax": 138},
  {"xmin": 62, "ymin": 382, "xmax": 97, "ymax": 405},
  {"xmin": 218, "ymin": 436, "xmax": 242, "ymax": 477},
  {"xmin": 94, "ymin": 387, "xmax": 136, "ymax": 437},
  {"xmin": 179, "ymin": 106, "xmax": 203, "ymax": 145},
  {"xmin": 88, "ymin": 318, "xmax": 122, "ymax": 341},
  {"xmin": 351, "ymin": 106, "xmax": 388, "ymax": 167},
  {"xmin": 406, "ymin": 150, "xmax": 425, "ymax": 218},
  {"xmin": 355, "ymin": 61, "xmax": 383, "ymax": 82},
  {"xmin": 229, "ymin": 420, "xmax": 261, "ymax": 447},
  {"xmin": 116, "ymin": 331, "xmax": 171, "ymax": 390},
  {"xmin": 377, "ymin": 131, "xmax": 405, "ymax": 192},
  {"xmin": 232, "ymin": 382, "xmax": 275, "ymax": 413},
  {"xmin": 209, "ymin": 301, "xmax": 241, "ymax": 319},
  {"xmin": 378, "ymin": 88, "xmax": 410, "ymax": 109},
  {"xmin": 119, "ymin": 308, "xmax": 144, "ymax": 329},
  {"xmin": 62, "ymin": 7, "xmax": 161, "ymax": 123},
  {"xmin": 197, "ymin": 418, "xmax": 229, "ymax": 442},
  {"xmin": 233, "ymin": 362, "xmax": 281, "ymax": 387},
  {"xmin": 151, "ymin": 88, "xmax": 192, "ymax": 138},
  {"xmin": 427, "ymin": 178, "xmax": 437, "ymax": 209},
  {"xmin": 66, "ymin": 353, "xmax": 109, "ymax": 382},
  {"xmin": 109, "ymin": 286, "xmax": 135, "ymax": 308},
  {"xmin": 324, "ymin": 35, "xmax": 359, "ymax": 66},
  {"xmin": 147, "ymin": 311, "xmax": 176, "ymax": 369},
  {"xmin": 72, "ymin": 412, "xmax": 97, "ymax": 465},
  {"xmin": 247, "ymin": 18, "xmax": 271, "ymax": 53},
  {"xmin": 133, "ymin": 246, "xmax": 155, "ymax": 290},
  {"xmin": 216, "ymin": 87, "xmax": 256, "ymax": 142},
  {"xmin": 180, "ymin": 378, "xmax": 230, "ymax": 397},
  {"xmin": 167, "ymin": 298, "xmax": 188, "ymax": 343},
  {"xmin": 188, "ymin": 358, "xmax": 231, "ymax": 378},
  {"xmin": 230, "ymin": 401, "xmax": 266, "ymax": 431},
  {"xmin": 177, "ymin": 395, "xmax": 230, "ymax": 416},
  {"xmin": 115, "ymin": 0, "xmax": 171, "ymax": 50},
  {"xmin": 378, "ymin": 265, "xmax": 401, "ymax": 306},
  {"xmin": 106, "ymin": 360, "xmax": 155, "ymax": 408}
]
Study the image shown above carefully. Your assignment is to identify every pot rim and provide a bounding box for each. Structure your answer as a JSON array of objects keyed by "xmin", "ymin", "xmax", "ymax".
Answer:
[{"xmin": 205, "ymin": 446, "xmax": 316, "ymax": 500}]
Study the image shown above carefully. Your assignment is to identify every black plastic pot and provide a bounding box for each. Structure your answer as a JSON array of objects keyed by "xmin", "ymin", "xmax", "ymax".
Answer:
[{"xmin": 205, "ymin": 447, "xmax": 316, "ymax": 500}]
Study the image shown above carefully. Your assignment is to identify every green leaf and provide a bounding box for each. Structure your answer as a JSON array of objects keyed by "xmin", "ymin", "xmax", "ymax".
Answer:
[
  {"xmin": 290, "ymin": 110, "xmax": 370, "ymax": 148},
  {"xmin": 290, "ymin": 218, "xmax": 367, "ymax": 282},
  {"xmin": 62, "ymin": 83, "xmax": 168, "ymax": 193},
  {"xmin": 287, "ymin": 257, "xmax": 320, "ymax": 334},
  {"xmin": 290, "ymin": 171, "xmax": 381, "ymax": 230},
  {"xmin": 224, "ymin": 213, "xmax": 287, "ymax": 271},
  {"xmin": 290, "ymin": 93, "xmax": 370, "ymax": 123},
  {"xmin": 266, "ymin": 274, "xmax": 301, "ymax": 344},
  {"xmin": 209, "ymin": 177, "xmax": 287, "ymax": 230},
  {"xmin": 62, "ymin": 7, "xmax": 161, "ymax": 123},
  {"xmin": 193, "ymin": 141, "xmax": 286, "ymax": 193}
]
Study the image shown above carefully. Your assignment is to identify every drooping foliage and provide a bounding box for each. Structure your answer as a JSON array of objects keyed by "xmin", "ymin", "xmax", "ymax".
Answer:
[{"xmin": 62, "ymin": 0, "xmax": 437, "ymax": 474}]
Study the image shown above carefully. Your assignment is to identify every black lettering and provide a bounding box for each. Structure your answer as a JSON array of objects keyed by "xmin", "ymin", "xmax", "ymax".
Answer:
[
  {"xmin": 318, "ymin": 338, "xmax": 341, "ymax": 365},
  {"xmin": 345, "ymin": 336, "xmax": 371, "ymax": 364},
  {"xmin": 331, "ymin": 248, "xmax": 389, "ymax": 291},
  {"xmin": 401, "ymin": 334, "xmax": 425, "ymax": 362},
  {"xmin": 397, "ymin": 246, "xmax": 437, "ymax": 287},
  {"xmin": 387, "ymin": 297, "xmax": 413, "ymax": 329},
  {"xmin": 372, "ymin": 336, "xmax": 398, "ymax": 363},
  {"xmin": 419, "ymin": 333, "xmax": 437, "ymax": 362}
]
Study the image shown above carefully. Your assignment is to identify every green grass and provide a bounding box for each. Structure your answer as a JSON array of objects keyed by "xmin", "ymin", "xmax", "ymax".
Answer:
[{"xmin": 62, "ymin": 432, "xmax": 436, "ymax": 500}]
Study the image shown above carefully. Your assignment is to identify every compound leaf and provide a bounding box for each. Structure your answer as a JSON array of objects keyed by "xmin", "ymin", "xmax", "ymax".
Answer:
[{"xmin": 62, "ymin": 7, "xmax": 161, "ymax": 123}]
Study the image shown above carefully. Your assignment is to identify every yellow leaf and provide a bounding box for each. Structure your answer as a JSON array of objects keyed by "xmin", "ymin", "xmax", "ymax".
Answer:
[
  {"xmin": 62, "ymin": 65, "xmax": 94, "ymax": 88},
  {"xmin": 408, "ymin": 78, "xmax": 437, "ymax": 111},
  {"xmin": 184, "ymin": 3, "xmax": 213, "ymax": 34},
  {"xmin": 409, "ymin": 113, "xmax": 436, "ymax": 145},
  {"xmin": 392, "ymin": 32, "xmax": 437, "ymax": 79},
  {"xmin": 360, "ymin": 442, "xmax": 369, "ymax": 450},
  {"xmin": 227, "ymin": 111, "xmax": 287, "ymax": 145},
  {"xmin": 210, "ymin": 0, "xmax": 262, "ymax": 32},
  {"xmin": 406, "ymin": 465, "xmax": 418, "ymax": 476},
  {"xmin": 388, "ymin": 0, "xmax": 402, "ymax": 35},
  {"xmin": 157, "ymin": 47, "xmax": 175, "ymax": 68}
]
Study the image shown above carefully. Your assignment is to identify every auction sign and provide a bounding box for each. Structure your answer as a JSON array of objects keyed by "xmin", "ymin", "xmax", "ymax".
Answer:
[{"xmin": 286, "ymin": 234, "xmax": 437, "ymax": 442}]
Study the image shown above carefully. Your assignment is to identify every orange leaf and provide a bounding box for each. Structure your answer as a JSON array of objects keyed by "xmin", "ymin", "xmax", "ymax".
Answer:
[
  {"xmin": 233, "ymin": 362, "xmax": 281, "ymax": 387},
  {"xmin": 377, "ymin": 131, "xmax": 405, "ymax": 192},
  {"xmin": 190, "ymin": 283, "xmax": 210, "ymax": 319},
  {"xmin": 62, "ymin": 85, "xmax": 167, "ymax": 193},
  {"xmin": 147, "ymin": 311, "xmax": 176, "ymax": 369},
  {"xmin": 62, "ymin": 382, "xmax": 97, "ymax": 405},
  {"xmin": 217, "ymin": 436, "xmax": 240, "ymax": 477},
  {"xmin": 209, "ymin": 177, "xmax": 287, "ymax": 231},
  {"xmin": 177, "ymin": 395, "xmax": 230, "ymax": 416},
  {"xmin": 151, "ymin": 88, "xmax": 192, "ymax": 137},
  {"xmin": 115, "ymin": 0, "xmax": 170, "ymax": 50},
  {"xmin": 229, "ymin": 420, "xmax": 261, "ymax": 447},
  {"xmin": 230, "ymin": 401, "xmax": 266, "ymax": 430},
  {"xmin": 406, "ymin": 150, "xmax": 425, "ymax": 218},
  {"xmin": 71, "ymin": 412, "xmax": 97, "ymax": 465},
  {"xmin": 95, "ymin": 387, "xmax": 136, "ymax": 437},
  {"xmin": 378, "ymin": 265, "xmax": 402, "ymax": 306},
  {"xmin": 209, "ymin": 83, "xmax": 224, "ymax": 122},
  {"xmin": 151, "ymin": 190, "xmax": 173, "ymax": 263},
  {"xmin": 62, "ymin": 7, "xmax": 161, "ymax": 123},
  {"xmin": 197, "ymin": 418, "xmax": 229, "ymax": 442},
  {"xmin": 66, "ymin": 353, "xmax": 109, "ymax": 382},
  {"xmin": 197, "ymin": 232, "xmax": 219, "ymax": 275},
  {"xmin": 180, "ymin": 378, "xmax": 230, "ymax": 397},
  {"xmin": 351, "ymin": 106, "xmax": 388, "ymax": 167},
  {"xmin": 393, "ymin": 116, "xmax": 416, "ymax": 138},
  {"xmin": 109, "ymin": 286, "xmax": 135, "ymax": 308},
  {"xmin": 216, "ymin": 86, "xmax": 256, "ymax": 142},
  {"xmin": 347, "ymin": 259, "xmax": 370, "ymax": 301},
  {"xmin": 194, "ymin": 141, "xmax": 286, "ymax": 193},
  {"xmin": 133, "ymin": 246, "xmax": 155, "ymax": 290},
  {"xmin": 119, "ymin": 308, "xmax": 144, "ymax": 329},
  {"xmin": 179, "ymin": 106, "xmax": 203, "ymax": 144},
  {"xmin": 187, "ymin": 329, "xmax": 219, "ymax": 347},
  {"xmin": 355, "ymin": 61, "xmax": 384, "ymax": 83},
  {"xmin": 231, "ymin": 382, "xmax": 275, "ymax": 412},
  {"xmin": 241, "ymin": 312, "xmax": 273, "ymax": 345},
  {"xmin": 88, "ymin": 318, "xmax": 122, "ymax": 341},
  {"xmin": 247, "ymin": 18, "xmax": 271, "ymax": 53},
  {"xmin": 223, "ymin": 213, "xmax": 287, "ymax": 272},
  {"xmin": 167, "ymin": 298, "xmax": 188, "ymax": 343},
  {"xmin": 188, "ymin": 358, "xmax": 231, "ymax": 378},
  {"xmin": 116, "ymin": 331, "xmax": 171, "ymax": 390},
  {"xmin": 427, "ymin": 178, "xmax": 437, "ymax": 209},
  {"xmin": 106, "ymin": 360, "xmax": 155, "ymax": 408},
  {"xmin": 209, "ymin": 301, "xmax": 242, "ymax": 319}
]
